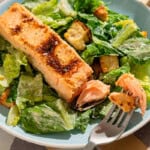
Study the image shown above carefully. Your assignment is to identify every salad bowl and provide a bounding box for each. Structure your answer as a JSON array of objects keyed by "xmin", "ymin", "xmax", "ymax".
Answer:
[{"xmin": 0, "ymin": 0, "xmax": 150, "ymax": 149}]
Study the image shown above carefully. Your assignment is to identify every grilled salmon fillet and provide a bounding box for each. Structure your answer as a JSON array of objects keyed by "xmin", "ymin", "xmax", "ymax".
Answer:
[{"xmin": 0, "ymin": 3, "xmax": 93, "ymax": 103}]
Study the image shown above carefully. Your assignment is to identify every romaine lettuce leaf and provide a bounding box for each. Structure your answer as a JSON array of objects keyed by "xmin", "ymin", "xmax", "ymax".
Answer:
[
  {"xmin": 37, "ymin": 15, "xmax": 73, "ymax": 29},
  {"xmin": 75, "ymin": 109, "xmax": 92, "ymax": 132},
  {"xmin": 58, "ymin": 0, "xmax": 77, "ymax": 17},
  {"xmin": 6, "ymin": 105, "xmax": 20, "ymax": 126},
  {"xmin": 16, "ymin": 74, "xmax": 43, "ymax": 110},
  {"xmin": 69, "ymin": 0, "xmax": 103, "ymax": 13},
  {"xmin": 30, "ymin": 0, "xmax": 74, "ymax": 29},
  {"xmin": 7, "ymin": 80, "xmax": 19, "ymax": 103},
  {"xmin": 78, "ymin": 13, "xmax": 121, "ymax": 41},
  {"xmin": 22, "ymin": 0, "xmax": 47, "ymax": 10},
  {"xmin": 20, "ymin": 101, "xmax": 76, "ymax": 133},
  {"xmin": 81, "ymin": 37, "xmax": 124, "ymax": 64},
  {"xmin": 0, "ymin": 36, "xmax": 10, "ymax": 51},
  {"xmin": 124, "ymin": 58, "xmax": 150, "ymax": 106},
  {"xmin": 20, "ymin": 103, "xmax": 68, "ymax": 133},
  {"xmin": 112, "ymin": 22, "xmax": 138, "ymax": 48},
  {"xmin": 32, "ymin": 0, "xmax": 59, "ymax": 18},
  {"xmin": 100, "ymin": 64, "xmax": 130, "ymax": 85},
  {"xmin": 47, "ymin": 99, "xmax": 76, "ymax": 130},
  {"xmin": 3, "ymin": 54, "xmax": 20, "ymax": 83},
  {"xmin": 119, "ymin": 38, "xmax": 150, "ymax": 63}
]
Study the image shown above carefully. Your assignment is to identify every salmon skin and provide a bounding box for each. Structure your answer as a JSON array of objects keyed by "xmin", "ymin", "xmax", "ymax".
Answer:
[{"xmin": 0, "ymin": 3, "xmax": 93, "ymax": 103}]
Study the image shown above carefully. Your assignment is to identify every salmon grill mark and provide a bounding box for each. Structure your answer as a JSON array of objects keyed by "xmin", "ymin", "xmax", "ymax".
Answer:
[
  {"xmin": 10, "ymin": 25, "xmax": 21, "ymax": 35},
  {"xmin": 36, "ymin": 34, "xmax": 81, "ymax": 74},
  {"xmin": 22, "ymin": 17, "xmax": 34, "ymax": 23},
  {"xmin": 21, "ymin": 13, "xmax": 28, "ymax": 19},
  {"xmin": 47, "ymin": 56, "xmax": 81, "ymax": 74},
  {"xmin": 37, "ymin": 34, "xmax": 60, "ymax": 55},
  {"xmin": 20, "ymin": 37, "xmax": 34, "ymax": 50},
  {"xmin": 10, "ymin": 7, "xmax": 17, "ymax": 12}
]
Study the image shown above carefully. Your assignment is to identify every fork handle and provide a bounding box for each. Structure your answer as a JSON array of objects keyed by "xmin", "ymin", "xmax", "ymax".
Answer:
[{"xmin": 83, "ymin": 142, "xmax": 96, "ymax": 150}]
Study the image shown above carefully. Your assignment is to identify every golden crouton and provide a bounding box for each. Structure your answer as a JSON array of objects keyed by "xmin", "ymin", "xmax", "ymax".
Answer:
[
  {"xmin": 0, "ymin": 88, "xmax": 13, "ymax": 108},
  {"xmin": 100, "ymin": 55, "xmax": 119, "ymax": 73},
  {"xmin": 64, "ymin": 20, "xmax": 92, "ymax": 51},
  {"xmin": 94, "ymin": 5, "xmax": 108, "ymax": 21}
]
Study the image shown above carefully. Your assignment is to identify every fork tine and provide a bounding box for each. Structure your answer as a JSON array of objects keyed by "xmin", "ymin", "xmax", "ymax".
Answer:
[
  {"xmin": 120, "ymin": 110, "xmax": 134, "ymax": 128},
  {"xmin": 116, "ymin": 111, "xmax": 126, "ymax": 126},
  {"xmin": 103, "ymin": 104, "xmax": 116, "ymax": 122},
  {"xmin": 109, "ymin": 107, "xmax": 121, "ymax": 124}
]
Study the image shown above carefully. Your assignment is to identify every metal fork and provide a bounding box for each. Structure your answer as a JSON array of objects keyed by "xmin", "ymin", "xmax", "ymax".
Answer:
[{"xmin": 83, "ymin": 104, "xmax": 134, "ymax": 150}]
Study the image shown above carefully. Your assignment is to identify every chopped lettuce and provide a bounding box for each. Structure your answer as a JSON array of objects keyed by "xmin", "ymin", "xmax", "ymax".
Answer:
[
  {"xmin": 7, "ymin": 80, "xmax": 19, "ymax": 103},
  {"xmin": 69, "ymin": 0, "xmax": 103, "ymax": 13},
  {"xmin": 16, "ymin": 74, "xmax": 43, "ymax": 110},
  {"xmin": 75, "ymin": 100, "xmax": 113, "ymax": 132},
  {"xmin": 29, "ymin": 0, "xmax": 74, "ymax": 29},
  {"xmin": 100, "ymin": 64, "xmax": 130, "ymax": 85},
  {"xmin": 20, "ymin": 104, "xmax": 68, "ymax": 133},
  {"xmin": 0, "ymin": 36, "xmax": 10, "ymax": 51},
  {"xmin": 119, "ymin": 38, "xmax": 150, "ymax": 63},
  {"xmin": 2, "ymin": 48, "xmax": 28, "ymax": 84},
  {"xmin": 75, "ymin": 109, "xmax": 92, "ymax": 132},
  {"xmin": 112, "ymin": 22, "xmax": 138, "ymax": 48},
  {"xmin": 124, "ymin": 58, "xmax": 150, "ymax": 106},
  {"xmin": 78, "ymin": 13, "xmax": 121, "ymax": 41},
  {"xmin": 22, "ymin": 0, "xmax": 47, "ymax": 10},
  {"xmin": 81, "ymin": 37, "xmax": 124, "ymax": 64},
  {"xmin": 47, "ymin": 99, "xmax": 76, "ymax": 130},
  {"xmin": 32, "ymin": 0, "xmax": 59, "ymax": 17},
  {"xmin": 91, "ymin": 100, "xmax": 112, "ymax": 119},
  {"xmin": 58, "ymin": 0, "xmax": 77, "ymax": 17},
  {"xmin": 6, "ymin": 105, "xmax": 20, "ymax": 126},
  {"xmin": 37, "ymin": 15, "xmax": 73, "ymax": 29},
  {"xmin": 20, "ymin": 101, "xmax": 76, "ymax": 134},
  {"xmin": 43, "ymin": 84, "xmax": 58, "ymax": 101},
  {"xmin": 108, "ymin": 10, "xmax": 128, "ymax": 24},
  {"xmin": 0, "ymin": 68, "xmax": 9, "ymax": 88},
  {"xmin": 3, "ymin": 54, "xmax": 20, "ymax": 83}
]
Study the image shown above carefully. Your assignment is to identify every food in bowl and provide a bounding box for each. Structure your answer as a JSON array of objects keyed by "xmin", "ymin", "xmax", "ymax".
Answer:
[{"xmin": 0, "ymin": 0, "xmax": 149, "ymax": 134}]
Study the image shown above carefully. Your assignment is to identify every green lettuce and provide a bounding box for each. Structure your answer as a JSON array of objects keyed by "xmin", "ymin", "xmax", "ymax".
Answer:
[
  {"xmin": 6, "ymin": 105, "xmax": 20, "ymax": 126},
  {"xmin": 30, "ymin": 0, "xmax": 74, "ymax": 29},
  {"xmin": 132, "ymin": 63, "xmax": 150, "ymax": 107},
  {"xmin": 20, "ymin": 101, "xmax": 76, "ymax": 133},
  {"xmin": 81, "ymin": 37, "xmax": 124, "ymax": 64},
  {"xmin": 119, "ymin": 38, "xmax": 150, "ymax": 63},
  {"xmin": 0, "ymin": 36, "xmax": 10, "ymax": 51},
  {"xmin": 78, "ymin": 13, "xmax": 121, "ymax": 41},
  {"xmin": 75, "ymin": 109, "xmax": 92, "ymax": 132},
  {"xmin": 37, "ymin": 15, "xmax": 73, "ymax": 29},
  {"xmin": 16, "ymin": 74, "xmax": 43, "ymax": 110},
  {"xmin": 20, "ymin": 103, "xmax": 68, "ymax": 133},
  {"xmin": 47, "ymin": 99, "xmax": 76, "ymax": 130},
  {"xmin": 7, "ymin": 80, "xmax": 19, "ymax": 103},
  {"xmin": 100, "ymin": 64, "xmax": 130, "ymax": 85},
  {"xmin": 69, "ymin": 0, "xmax": 103, "ymax": 13},
  {"xmin": 22, "ymin": 0, "xmax": 47, "ymax": 10},
  {"xmin": 112, "ymin": 22, "xmax": 138, "ymax": 48},
  {"xmin": 3, "ymin": 54, "xmax": 20, "ymax": 83}
]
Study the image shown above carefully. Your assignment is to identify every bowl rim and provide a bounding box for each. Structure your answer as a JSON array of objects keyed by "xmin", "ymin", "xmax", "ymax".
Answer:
[{"xmin": 0, "ymin": 115, "xmax": 150, "ymax": 149}]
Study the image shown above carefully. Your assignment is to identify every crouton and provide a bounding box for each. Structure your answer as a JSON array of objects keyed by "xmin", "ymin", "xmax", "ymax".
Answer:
[
  {"xmin": 100, "ymin": 55, "xmax": 119, "ymax": 73},
  {"xmin": 64, "ymin": 20, "xmax": 92, "ymax": 51},
  {"xmin": 0, "ymin": 88, "xmax": 13, "ymax": 108},
  {"xmin": 94, "ymin": 5, "xmax": 108, "ymax": 21}
]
